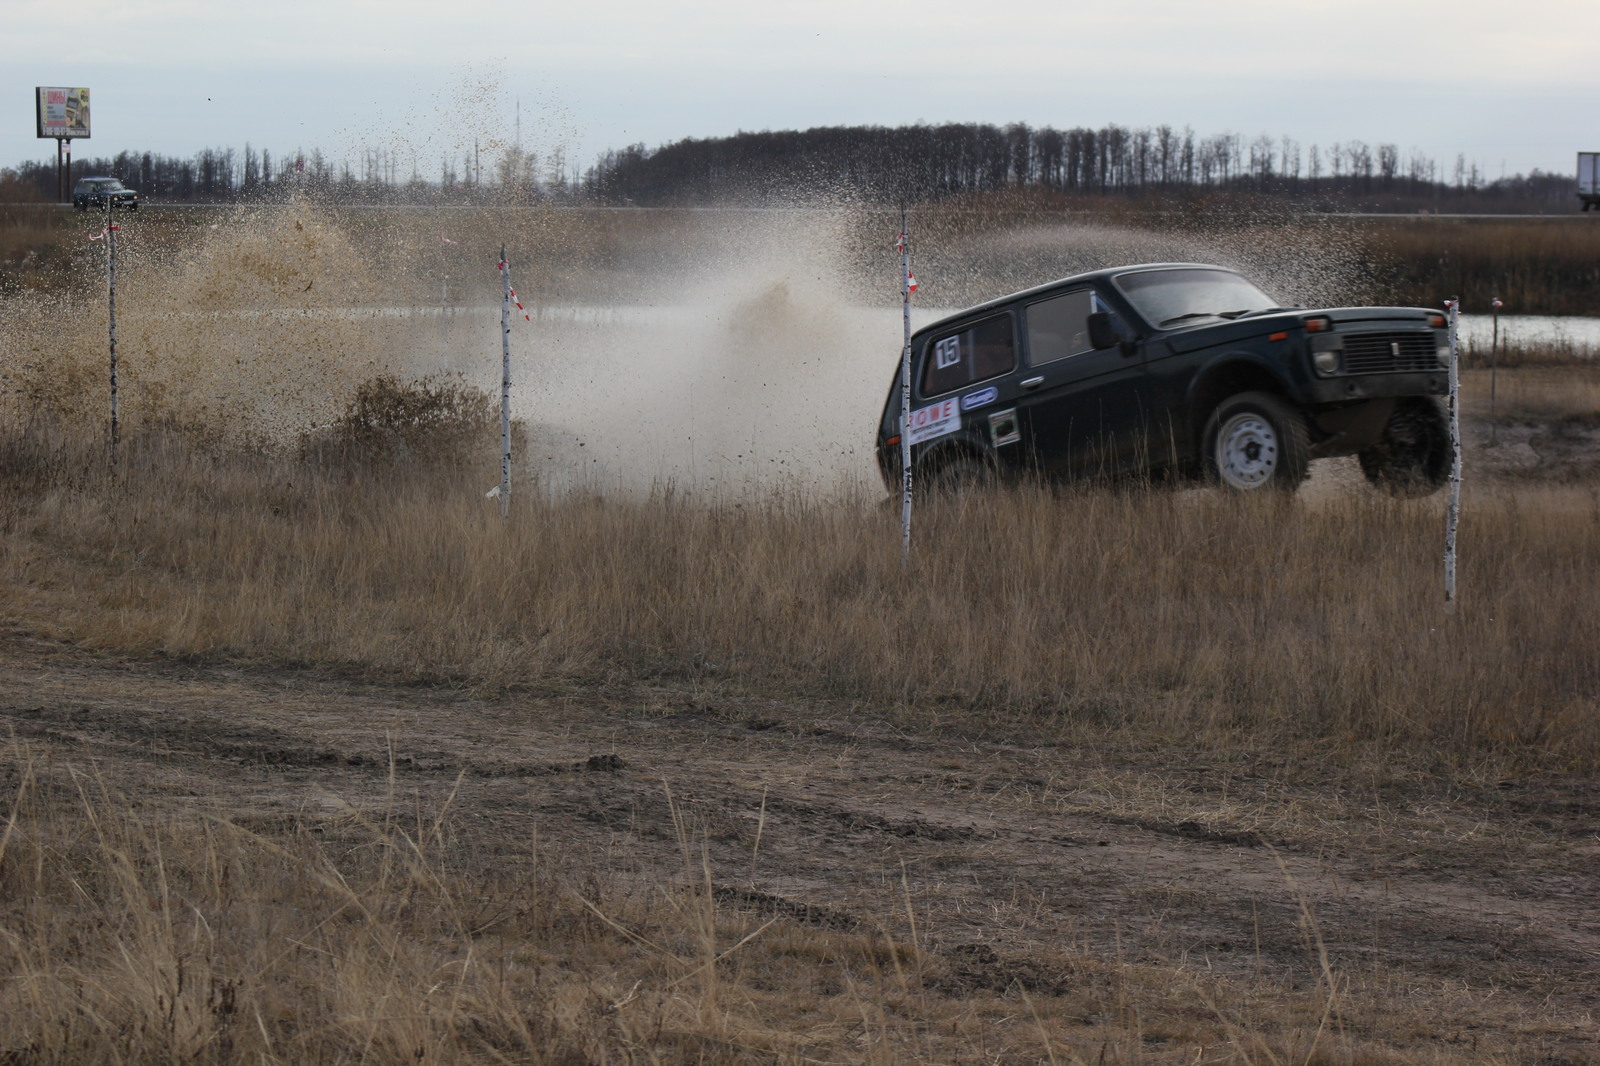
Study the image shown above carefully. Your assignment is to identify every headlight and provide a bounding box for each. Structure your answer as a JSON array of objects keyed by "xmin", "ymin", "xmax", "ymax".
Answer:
[
  {"xmin": 1312, "ymin": 350, "xmax": 1340, "ymax": 374},
  {"xmin": 1436, "ymin": 346, "xmax": 1452, "ymax": 366}
]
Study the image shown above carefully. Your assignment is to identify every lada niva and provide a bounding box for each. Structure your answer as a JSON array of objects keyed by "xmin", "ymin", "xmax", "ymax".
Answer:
[{"xmin": 876, "ymin": 263, "xmax": 1452, "ymax": 494}]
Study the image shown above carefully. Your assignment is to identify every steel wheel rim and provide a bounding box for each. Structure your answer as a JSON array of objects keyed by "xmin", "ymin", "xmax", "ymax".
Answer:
[{"xmin": 1216, "ymin": 413, "xmax": 1279, "ymax": 489}]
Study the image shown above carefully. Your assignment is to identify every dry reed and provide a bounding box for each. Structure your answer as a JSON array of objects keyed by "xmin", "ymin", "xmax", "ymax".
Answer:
[
  {"xmin": 1362, "ymin": 216, "xmax": 1600, "ymax": 316},
  {"xmin": 4, "ymin": 407, "xmax": 1597, "ymax": 774}
]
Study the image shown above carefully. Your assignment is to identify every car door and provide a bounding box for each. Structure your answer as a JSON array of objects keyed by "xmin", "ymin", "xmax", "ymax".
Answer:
[
  {"xmin": 1012, "ymin": 287, "xmax": 1149, "ymax": 477},
  {"xmin": 911, "ymin": 311, "xmax": 1030, "ymax": 473}
]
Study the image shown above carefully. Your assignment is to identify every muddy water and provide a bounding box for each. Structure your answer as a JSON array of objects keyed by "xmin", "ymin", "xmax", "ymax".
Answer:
[{"xmin": 1458, "ymin": 313, "xmax": 1600, "ymax": 354}]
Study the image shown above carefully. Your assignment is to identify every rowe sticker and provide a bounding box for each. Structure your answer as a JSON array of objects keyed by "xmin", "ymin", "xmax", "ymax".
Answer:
[{"xmin": 905, "ymin": 398, "xmax": 960, "ymax": 445}]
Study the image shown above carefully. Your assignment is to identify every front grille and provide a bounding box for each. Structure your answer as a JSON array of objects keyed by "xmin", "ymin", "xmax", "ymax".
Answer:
[{"xmin": 1340, "ymin": 331, "xmax": 1439, "ymax": 374}]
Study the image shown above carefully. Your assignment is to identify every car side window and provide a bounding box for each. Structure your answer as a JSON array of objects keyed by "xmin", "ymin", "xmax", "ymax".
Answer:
[
  {"xmin": 921, "ymin": 313, "xmax": 1015, "ymax": 397},
  {"xmin": 1025, "ymin": 289, "xmax": 1100, "ymax": 365}
]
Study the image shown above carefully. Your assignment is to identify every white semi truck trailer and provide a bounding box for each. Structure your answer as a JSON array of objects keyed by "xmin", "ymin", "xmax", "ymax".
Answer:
[{"xmin": 1581, "ymin": 152, "xmax": 1600, "ymax": 211}]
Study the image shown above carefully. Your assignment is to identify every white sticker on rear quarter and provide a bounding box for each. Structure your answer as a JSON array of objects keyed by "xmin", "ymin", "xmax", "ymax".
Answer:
[{"xmin": 905, "ymin": 398, "xmax": 961, "ymax": 445}]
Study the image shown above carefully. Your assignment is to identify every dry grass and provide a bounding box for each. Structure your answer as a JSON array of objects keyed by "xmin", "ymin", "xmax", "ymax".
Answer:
[
  {"xmin": 1361, "ymin": 216, "xmax": 1600, "ymax": 316},
  {"xmin": 2, "ymin": 392, "xmax": 1597, "ymax": 775},
  {"xmin": 1461, "ymin": 365, "xmax": 1600, "ymax": 422}
]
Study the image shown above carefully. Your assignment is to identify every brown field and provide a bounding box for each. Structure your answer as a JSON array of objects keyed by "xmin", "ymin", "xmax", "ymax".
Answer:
[
  {"xmin": 1360, "ymin": 215, "xmax": 1600, "ymax": 317},
  {"xmin": 1, "ymin": 203, "xmax": 1598, "ymax": 1064}
]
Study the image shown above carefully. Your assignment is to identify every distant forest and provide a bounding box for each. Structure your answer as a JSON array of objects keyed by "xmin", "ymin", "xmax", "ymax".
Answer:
[{"xmin": 3, "ymin": 123, "xmax": 1580, "ymax": 213}]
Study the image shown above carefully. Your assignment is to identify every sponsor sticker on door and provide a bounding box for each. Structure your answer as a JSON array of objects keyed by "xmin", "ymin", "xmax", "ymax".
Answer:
[
  {"xmin": 905, "ymin": 398, "xmax": 960, "ymax": 444},
  {"xmin": 960, "ymin": 386, "xmax": 998, "ymax": 411},
  {"xmin": 989, "ymin": 408, "xmax": 1020, "ymax": 446}
]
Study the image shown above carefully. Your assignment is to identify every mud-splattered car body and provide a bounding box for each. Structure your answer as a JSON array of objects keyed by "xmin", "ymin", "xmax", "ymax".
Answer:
[{"xmin": 876, "ymin": 263, "xmax": 1453, "ymax": 494}]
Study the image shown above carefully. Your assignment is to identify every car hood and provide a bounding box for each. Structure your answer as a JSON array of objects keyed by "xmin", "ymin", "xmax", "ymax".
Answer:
[{"xmin": 1162, "ymin": 306, "xmax": 1439, "ymax": 354}]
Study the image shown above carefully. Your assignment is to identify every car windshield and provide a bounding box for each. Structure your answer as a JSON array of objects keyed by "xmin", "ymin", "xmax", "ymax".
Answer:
[
  {"xmin": 91, "ymin": 179, "xmax": 124, "ymax": 190},
  {"xmin": 1113, "ymin": 268, "xmax": 1280, "ymax": 328}
]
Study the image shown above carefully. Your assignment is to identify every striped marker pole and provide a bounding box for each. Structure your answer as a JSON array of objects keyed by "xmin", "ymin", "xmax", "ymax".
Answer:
[
  {"xmin": 1445, "ymin": 297, "xmax": 1461, "ymax": 611},
  {"xmin": 898, "ymin": 214, "xmax": 914, "ymax": 567},
  {"xmin": 497, "ymin": 247, "xmax": 513, "ymax": 517},
  {"xmin": 90, "ymin": 203, "xmax": 123, "ymax": 467}
]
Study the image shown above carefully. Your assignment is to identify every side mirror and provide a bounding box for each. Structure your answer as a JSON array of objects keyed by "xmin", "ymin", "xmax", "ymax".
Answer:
[{"xmin": 1086, "ymin": 311, "xmax": 1119, "ymax": 351}]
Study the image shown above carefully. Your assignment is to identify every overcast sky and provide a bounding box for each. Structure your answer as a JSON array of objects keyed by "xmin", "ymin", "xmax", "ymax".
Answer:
[{"xmin": 5, "ymin": 0, "xmax": 1596, "ymax": 184}]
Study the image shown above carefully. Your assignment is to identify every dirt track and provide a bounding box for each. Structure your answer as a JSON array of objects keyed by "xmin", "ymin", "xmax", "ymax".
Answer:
[{"xmin": 3, "ymin": 627, "xmax": 1596, "ymax": 1060}]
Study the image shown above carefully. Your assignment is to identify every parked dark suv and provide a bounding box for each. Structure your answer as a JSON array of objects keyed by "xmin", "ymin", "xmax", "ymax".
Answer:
[
  {"xmin": 72, "ymin": 177, "xmax": 139, "ymax": 211},
  {"xmin": 877, "ymin": 263, "xmax": 1452, "ymax": 494}
]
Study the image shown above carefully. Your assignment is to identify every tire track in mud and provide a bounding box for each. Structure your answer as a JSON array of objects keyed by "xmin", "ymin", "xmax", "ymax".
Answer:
[{"xmin": 1, "ymin": 638, "xmax": 1596, "ymax": 1015}]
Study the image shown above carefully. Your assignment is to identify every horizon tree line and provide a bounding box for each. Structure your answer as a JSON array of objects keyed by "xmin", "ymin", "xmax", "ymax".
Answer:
[{"xmin": 2, "ymin": 122, "xmax": 1573, "ymax": 211}]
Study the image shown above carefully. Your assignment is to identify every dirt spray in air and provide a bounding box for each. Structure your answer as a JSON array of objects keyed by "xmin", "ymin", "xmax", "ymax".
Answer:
[{"xmin": 1, "ymin": 195, "xmax": 1375, "ymax": 497}]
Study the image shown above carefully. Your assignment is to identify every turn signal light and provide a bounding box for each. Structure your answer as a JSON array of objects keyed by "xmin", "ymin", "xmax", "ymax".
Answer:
[
  {"xmin": 885, "ymin": 435, "xmax": 901, "ymax": 448},
  {"xmin": 1303, "ymin": 316, "xmax": 1332, "ymax": 333},
  {"xmin": 1427, "ymin": 313, "xmax": 1446, "ymax": 328}
]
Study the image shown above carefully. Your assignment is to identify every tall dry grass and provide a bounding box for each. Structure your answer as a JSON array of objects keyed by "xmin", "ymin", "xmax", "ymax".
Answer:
[
  {"xmin": 1364, "ymin": 216, "xmax": 1600, "ymax": 316},
  {"xmin": 3, "ymin": 398, "xmax": 1597, "ymax": 773}
]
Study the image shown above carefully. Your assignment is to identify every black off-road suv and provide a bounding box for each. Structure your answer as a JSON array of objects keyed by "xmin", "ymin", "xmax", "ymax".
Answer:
[
  {"xmin": 72, "ymin": 177, "xmax": 139, "ymax": 211},
  {"xmin": 876, "ymin": 263, "xmax": 1452, "ymax": 494}
]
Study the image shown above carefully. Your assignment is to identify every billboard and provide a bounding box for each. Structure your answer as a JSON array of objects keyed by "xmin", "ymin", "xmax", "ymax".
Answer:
[{"xmin": 36, "ymin": 86, "xmax": 90, "ymax": 139}]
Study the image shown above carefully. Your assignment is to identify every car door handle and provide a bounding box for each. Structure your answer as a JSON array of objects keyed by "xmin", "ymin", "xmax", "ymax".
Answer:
[{"xmin": 1020, "ymin": 376, "xmax": 1044, "ymax": 389}]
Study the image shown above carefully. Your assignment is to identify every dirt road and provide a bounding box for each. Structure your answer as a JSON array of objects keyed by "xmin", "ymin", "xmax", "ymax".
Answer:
[{"xmin": 2, "ymin": 627, "xmax": 1596, "ymax": 1061}]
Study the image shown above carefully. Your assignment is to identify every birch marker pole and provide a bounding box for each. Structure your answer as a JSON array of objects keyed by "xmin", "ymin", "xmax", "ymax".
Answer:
[
  {"xmin": 107, "ymin": 200, "xmax": 119, "ymax": 468},
  {"xmin": 898, "ymin": 214, "xmax": 914, "ymax": 567},
  {"xmin": 1489, "ymin": 297, "xmax": 1502, "ymax": 446},
  {"xmin": 1445, "ymin": 297, "xmax": 1462, "ymax": 611},
  {"xmin": 498, "ymin": 246, "xmax": 512, "ymax": 517}
]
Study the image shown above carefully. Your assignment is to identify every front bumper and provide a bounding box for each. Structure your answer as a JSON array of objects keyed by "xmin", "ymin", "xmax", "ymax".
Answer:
[{"xmin": 1305, "ymin": 371, "xmax": 1447, "ymax": 406}]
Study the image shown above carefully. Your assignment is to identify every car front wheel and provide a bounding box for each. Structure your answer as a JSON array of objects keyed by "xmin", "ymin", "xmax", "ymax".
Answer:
[
  {"xmin": 1202, "ymin": 391, "xmax": 1310, "ymax": 492},
  {"xmin": 1358, "ymin": 398, "xmax": 1451, "ymax": 497}
]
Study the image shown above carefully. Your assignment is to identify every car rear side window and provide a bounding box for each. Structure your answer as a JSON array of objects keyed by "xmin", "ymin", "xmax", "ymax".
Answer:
[
  {"xmin": 1025, "ymin": 289, "xmax": 1098, "ymax": 365},
  {"xmin": 921, "ymin": 314, "xmax": 1015, "ymax": 397}
]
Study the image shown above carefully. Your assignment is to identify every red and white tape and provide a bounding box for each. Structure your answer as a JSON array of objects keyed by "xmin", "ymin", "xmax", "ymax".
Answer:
[
  {"xmin": 497, "ymin": 259, "xmax": 530, "ymax": 323},
  {"xmin": 86, "ymin": 224, "xmax": 120, "ymax": 241},
  {"xmin": 896, "ymin": 232, "xmax": 917, "ymax": 293}
]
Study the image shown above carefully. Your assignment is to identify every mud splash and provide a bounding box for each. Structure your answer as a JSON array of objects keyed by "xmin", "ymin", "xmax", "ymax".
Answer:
[{"xmin": 1, "ymin": 200, "xmax": 1375, "ymax": 493}]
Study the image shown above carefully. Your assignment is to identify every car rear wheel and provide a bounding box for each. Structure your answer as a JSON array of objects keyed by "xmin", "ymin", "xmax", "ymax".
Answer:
[
  {"xmin": 922, "ymin": 454, "xmax": 995, "ymax": 497},
  {"xmin": 1202, "ymin": 391, "xmax": 1310, "ymax": 492},
  {"xmin": 1358, "ymin": 398, "xmax": 1451, "ymax": 497}
]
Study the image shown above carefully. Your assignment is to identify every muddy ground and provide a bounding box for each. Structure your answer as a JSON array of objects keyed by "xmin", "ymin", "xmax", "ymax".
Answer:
[{"xmin": 3, "ymin": 614, "xmax": 1597, "ymax": 1062}]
